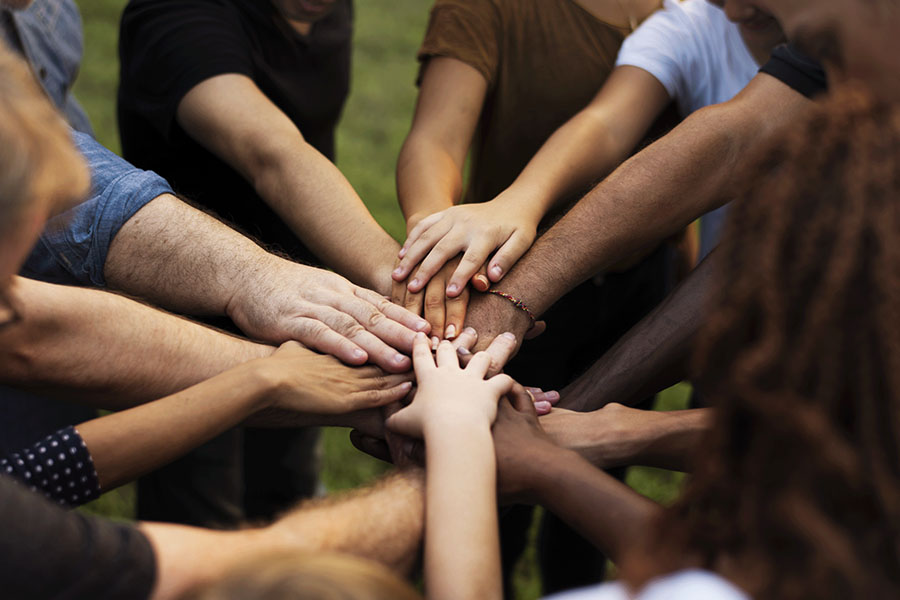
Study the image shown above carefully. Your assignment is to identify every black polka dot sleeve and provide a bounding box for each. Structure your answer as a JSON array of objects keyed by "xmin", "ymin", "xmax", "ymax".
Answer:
[{"xmin": 0, "ymin": 426, "xmax": 101, "ymax": 507}]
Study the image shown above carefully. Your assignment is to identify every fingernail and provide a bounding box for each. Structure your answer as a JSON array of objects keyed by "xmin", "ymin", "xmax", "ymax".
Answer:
[
  {"xmin": 400, "ymin": 381, "xmax": 413, "ymax": 390},
  {"xmin": 447, "ymin": 283, "xmax": 459, "ymax": 295},
  {"xmin": 535, "ymin": 401, "xmax": 552, "ymax": 412},
  {"xmin": 431, "ymin": 337, "xmax": 440, "ymax": 350},
  {"xmin": 392, "ymin": 267, "xmax": 403, "ymax": 277},
  {"xmin": 464, "ymin": 327, "xmax": 477, "ymax": 336},
  {"xmin": 415, "ymin": 331, "xmax": 427, "ymax": 341},
  {"xmin": 445, "ymin": 324, "xmax": 457, "ymax": 339},
  {"xmin": 394, "ymin": 353, "xmax": 408, "ymax": 364},
  {"xmin": 457, "ymin": 347, "xmax": 472, "ymax": 356},
  {"xmin": 501, "ymin": 332, "xmax": 517, "ymax": 341},
  {"xmin": 352, "ymin": 349, "xmax": 366, "ymax": 359},
  {"xmin": 415, "ymin": 320, "xmax": 429, "ymax": 331},
  {"xmin": 546, "ymin": 391, "xmax": 560, "ymax": 401},
  {"xmin": 398, "ymin": 247, "xmax": 407, "ymax": 258},
  {"xmin": 410, "ymin": 278, "xmax": 420, "ymax": 289},
  {"xmin": 491, "ymin": 265, "xmax": 502, "ymax": 278}
]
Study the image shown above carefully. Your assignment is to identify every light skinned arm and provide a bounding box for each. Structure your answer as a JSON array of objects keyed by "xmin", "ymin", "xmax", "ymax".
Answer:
[
  {"xmin": 0, "ymin": 275, "xmax": 272, "ymax": 408},
  {"xmin": 174, "ymin": 74, "xmax": 398, "ymax": 295},
  {"xmin": 105, "ymin": 193, "xmax": 429, "ymax": 373},
  {"xmin": 78, "ymin": 341, "xmax": 413, "ymax": 491},
  {"xmin": 394, "ymin": 66, "xmax": 671, "ymax": 293},
  {"xmin": 464, "ymin": 73, "xmax": 813, "ymax": 347},
  {"xmin": 388, "ymin": 335, "xmax": 513, "ymax": 600},
  {"xmin": 493, "ymin": 394, "xmax": 658, "ymax": 563},
  {"xmin": 392, "ymin": 57, "xmax": 488, "ymax": 339},
  {"xmin": 142, "ymin": 468, "xmax": 425, "ymax": 600}
]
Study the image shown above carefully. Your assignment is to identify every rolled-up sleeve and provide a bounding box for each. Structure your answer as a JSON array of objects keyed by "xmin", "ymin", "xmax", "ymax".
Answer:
[{"xmin": 21, "ymin": 130, "xmax": 173, "ymax": 287}]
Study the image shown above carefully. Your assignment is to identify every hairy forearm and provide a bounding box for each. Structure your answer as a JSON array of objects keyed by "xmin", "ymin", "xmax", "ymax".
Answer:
[
  {"xmin": 77, "ymin": 362, "xmax": 272, "ymax": 490},
  {"xmin": 502, "ymin": 106, "xmax": 742, "ymax": 316},
  {"xmin": 104, "ymin": 193, "xmax": 274, "ymax": 315},
  {"xmin": 143, "ymin": 468, "xmax": 424, "ymax": 600},
  {"xmin": 560, "ymin": 251, "xmax": 719, "ymax": 411},
  {"xmin": 268, "ymin": 468, "xmax": 425, "ymax": 572},
  {"xmin": 396, "ymin": 135, "xmax": 462, "ymax": 227},
  {"xmin": 0, "ymin": 277, "xmax": 272, "ymax": 407},
  {"xmin": 254, "ymin": 143, "xmax": 399, "ymax": 294},
  {"xmin": 425, "ymin": 423, "xmax": 500, "ymax": 600},
  {"xmin": 532, "ymin": 448, "xmax": 658, "ymax": 562}
]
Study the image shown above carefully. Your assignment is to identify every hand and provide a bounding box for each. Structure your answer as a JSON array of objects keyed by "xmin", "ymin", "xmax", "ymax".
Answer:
[
  {"xmin": 387, "ymin": 333, "xmax": 515, "ymax": 439},
  {"xmin": 392, "ymin": 257, "xmax": 470, "ymax": 340},
  {"xmin": 256, "ymin": 341, "xmax": 414, "ymax": 414},
  {"xmin": 227, "ymin": 257, "xmax": 431, "ymax": 373},
  {"xmin": 492, "ymin": 384, "xmax": 568, "ymax": 504},
  {"xmin": 539, "ymin": 403, "xmax": 659, "ymax": 469},
  {"xmin": 464, "ymin": 291, "xmax": 533, "ymax": 353},
  {"xmin": 392, "ymin": 199, "xmax": 538, "ymax": 295}
]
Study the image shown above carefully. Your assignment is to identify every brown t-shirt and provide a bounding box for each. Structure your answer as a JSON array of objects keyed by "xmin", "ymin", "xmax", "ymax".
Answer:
[{"xmin": 419, "ymin": 0, "xmax": 655, "ymax": 208}]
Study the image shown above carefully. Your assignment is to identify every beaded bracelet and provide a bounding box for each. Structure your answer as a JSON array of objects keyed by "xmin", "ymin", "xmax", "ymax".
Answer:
[{"xmin": 487, "ymin": 290, "xmax": 537, "ymax": 329}]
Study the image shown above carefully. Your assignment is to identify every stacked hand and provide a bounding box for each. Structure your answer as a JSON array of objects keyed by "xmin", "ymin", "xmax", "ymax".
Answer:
[
  {"xmin": 391, "ymin": 198, "xmax": 540, "ymax": 339},
  {"xmin": 387, "ymin": 333, "xmax": 516, "ymax": 438},
  {"xmin": 228, "ymin": 257, "xmax": 431, "ymax": 373}
]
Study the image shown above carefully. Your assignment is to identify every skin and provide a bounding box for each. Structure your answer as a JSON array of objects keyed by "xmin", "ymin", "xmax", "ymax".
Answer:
[
  {"xmin": 388, "ymin": 334, "xmax": 513, "ymax": 600},
  {"xmin": 0, "ymin": 46, "xmax": 427, "ymax": 600},
  {"xmin": 461, "ymin": 70, "xmax": 812, "ymax": 351},
  {"xmin": 106, "ymin": 194, "xmax": 428, "ymax": 374},
  {"xmin": 79, "ymin": 342, "xmax": 412, "ymax": 491},
  {"xmin": 393, "ymin": 0, "xmax": 663, "ymax": 339},
  {"xmin": 492, "ymin": 389, "xmax": 658, "ymax": 562},
  {"xmin": 392, "ymin": 0, "xmax": 784, "ymax": 332},
  {"xmin": 175, "ymin": 74, "xmax": 401, "ymax": 297},
  {"xmin": 142, "ymin": 468, "xmax": 426, "ymax": 600}
]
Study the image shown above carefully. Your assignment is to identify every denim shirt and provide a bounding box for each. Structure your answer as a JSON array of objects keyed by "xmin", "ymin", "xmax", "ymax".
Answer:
[
  {"xmin": 22, "ymin": 131, "xmax": 173, "ymax": 287},
  {"xmin": 0, "ymin": 0, "xmax": 92, "ymax": 134}
]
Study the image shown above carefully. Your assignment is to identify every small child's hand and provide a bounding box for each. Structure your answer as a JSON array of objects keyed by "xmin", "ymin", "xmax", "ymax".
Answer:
[{"xmin": 387, "ymin": 332, "xmax": 515, "ymax": 439}]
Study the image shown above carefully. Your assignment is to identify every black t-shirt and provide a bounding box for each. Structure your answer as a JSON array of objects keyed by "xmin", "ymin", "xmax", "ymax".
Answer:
[
  {"xmin": 118, "ymin": 0, "xmax": 353, "ymax": 262},
  {"xmin": 759, "ymin": 43, "xmax": 828, "ymax": 99},
  {"xmin": 0, "ymin": 475, "xmax": 156, "ymax": 599}
]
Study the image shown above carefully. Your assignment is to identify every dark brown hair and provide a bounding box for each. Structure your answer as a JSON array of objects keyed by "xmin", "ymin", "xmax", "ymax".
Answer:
[{"xmin": 624, "ymin": 87, "xmax": 900, "ymax": 598}]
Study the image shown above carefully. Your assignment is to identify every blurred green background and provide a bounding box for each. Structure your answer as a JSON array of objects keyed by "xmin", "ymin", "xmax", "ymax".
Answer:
[{"xmin": 73, "ymin": 1, "xmax": 687, "ymax": 597}]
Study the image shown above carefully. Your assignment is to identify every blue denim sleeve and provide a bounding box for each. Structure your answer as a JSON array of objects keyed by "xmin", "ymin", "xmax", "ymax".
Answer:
[{"xmin": 21, "ymin": 131, "xmax": 173, "ymax": 287}]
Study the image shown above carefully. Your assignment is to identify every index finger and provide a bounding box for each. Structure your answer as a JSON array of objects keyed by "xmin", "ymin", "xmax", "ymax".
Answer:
[{"xmin": 411, "ymin": 332, "xmax": 437, "ymax": 378}]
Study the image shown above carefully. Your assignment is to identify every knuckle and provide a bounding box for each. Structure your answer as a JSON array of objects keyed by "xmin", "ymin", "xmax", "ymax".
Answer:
[
  {"xmin": 364, "ymin": 310, "xmax": 385, "ymax": 330},
  {"xmin": 424, "ymin": 295, "xmax": 444, "ymax": 309}
]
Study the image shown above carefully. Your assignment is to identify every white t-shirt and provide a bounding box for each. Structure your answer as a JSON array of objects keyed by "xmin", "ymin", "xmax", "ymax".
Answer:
[
  {"xmin": 615, "ymin": 0, "xmax": 759, "ymax": 117},
  {"xmin": 544, "ymin": 569, "xmax": 749, "ymax": 600}
]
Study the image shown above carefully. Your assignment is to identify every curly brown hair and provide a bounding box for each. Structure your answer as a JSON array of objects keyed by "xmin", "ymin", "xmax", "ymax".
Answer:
[{"xmin": 624, "ymin": 88, "xmax": 900, "ymax": 598}]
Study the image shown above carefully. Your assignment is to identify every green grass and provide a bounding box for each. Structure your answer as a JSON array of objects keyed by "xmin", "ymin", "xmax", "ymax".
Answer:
[{"xmin": 72, "ymin": 1, "xmax": 688, "ymax": 596}]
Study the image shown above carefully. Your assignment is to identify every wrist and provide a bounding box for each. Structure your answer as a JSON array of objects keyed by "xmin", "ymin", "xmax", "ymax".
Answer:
[{"xmin": 424, "ymin": 413, "xmax": 493, "ymax": 442}]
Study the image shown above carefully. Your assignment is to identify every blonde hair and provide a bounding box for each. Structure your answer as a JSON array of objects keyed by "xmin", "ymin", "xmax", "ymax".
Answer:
[
  {"xmin": 180, "ymin": 552, "xmax": 422, "ymax": 600},
  {"xmin": 0, "ymin": 45, "xmax": 88, "ymax": 228}
]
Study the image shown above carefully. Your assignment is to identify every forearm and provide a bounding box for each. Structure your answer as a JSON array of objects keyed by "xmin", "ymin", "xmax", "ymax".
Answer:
[
  {"xmin": 559, "ymin": 250, "xmax": 719, "ymax": 411},
  {"xmin": 396, "ymin": 135, "xmax": 461, "ymax": 228},
  {"xmin": 425, "ymin": 423, "xmax": 501, "ymax": 600},
  {"xmin": 104, "ymin": 193, "xmax": 275, "ymax": 315},
  {"xmin": 255, "ymin": 146, "xmax": 399, "ymax": 294},
  {"xmin": 505, "ymin": 109, "xmax": 638, "ymax": 220},
  {"xmin": 543, "ymin": 406, "xmax": 712, "ymax": 472},
  {"xmin": 0, "ymin": 277, "xmax": 272, "ymax": 407},
  {"xmin": 501, "ymin": 109, "xmax": 741, "ymax": 316},
  {"xmin": 143, "ymin": 468, "xmax": 424, "ymax": 600},
  {"xmin": 77, "ymin": 362, "xmax": 272, "ymax": 490},
  {"xmin": 532, "ymin": 448, "xmax": 658, "ymax": 562}
]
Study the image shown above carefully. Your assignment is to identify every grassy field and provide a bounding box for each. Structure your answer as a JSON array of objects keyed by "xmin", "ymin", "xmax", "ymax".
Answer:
[{"xmin": 72, "ymin": 1, "xmax": 687, "ymax": 597}]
